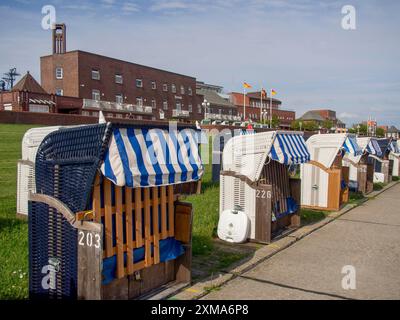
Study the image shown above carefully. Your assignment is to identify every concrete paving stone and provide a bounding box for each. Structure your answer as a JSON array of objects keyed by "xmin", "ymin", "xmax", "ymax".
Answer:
[{"xmin": 202, "ymin": 184, "xmax": 400, "ymax": 300}]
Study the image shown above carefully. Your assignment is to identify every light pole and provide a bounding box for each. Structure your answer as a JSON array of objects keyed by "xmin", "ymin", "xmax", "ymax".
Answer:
[{"xmin": 202, "ymin": 99, "xmax": 210, "ymax": 121}]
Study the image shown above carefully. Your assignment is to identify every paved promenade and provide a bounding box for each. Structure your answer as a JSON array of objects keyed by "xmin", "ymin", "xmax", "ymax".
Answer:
[{"xmin": 203, "ymin": 184, "xmax": 400, "ymax": 300}]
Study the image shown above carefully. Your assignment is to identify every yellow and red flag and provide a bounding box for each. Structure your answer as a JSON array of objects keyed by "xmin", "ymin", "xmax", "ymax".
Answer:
[
  {"xmin": 271, "ymin": 89, "xmax": 277, "ymax": 96},
  {"xmin": 243, "ymin": 82, "xmax": 252, "ymax": 89}
]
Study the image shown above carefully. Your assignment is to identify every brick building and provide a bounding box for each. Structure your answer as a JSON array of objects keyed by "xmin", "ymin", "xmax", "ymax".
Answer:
[
  {"xmin": 196, "ymin": 82, "xmax": 239, "ymax": 123},
  {"xmin": 230, "ymin": 91, "xmax": 295, "ymax": 128},
  {"xmin": 299, "ymin": 109, "xmax": 346, "ymax": 132},
  {"xmin": 39, "ymin": 24, "xmax": 202, "ymax": 122}
]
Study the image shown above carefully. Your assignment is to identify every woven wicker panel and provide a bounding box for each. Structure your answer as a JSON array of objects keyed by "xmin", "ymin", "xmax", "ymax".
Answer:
[{"xmin": 29, "ymin": 202, "xmax": 77, "ymax": 299}]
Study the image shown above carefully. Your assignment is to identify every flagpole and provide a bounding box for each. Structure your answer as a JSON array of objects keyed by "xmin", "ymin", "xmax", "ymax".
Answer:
[
  {"xmin": 269, "ymin": 89, "xmax": 273, "ymax": 128},
  {"xmin": 243, "ymin": 86, "xmax": 246, "ymax": 122},
  {"xmin": 260, "ymin": 87, "xmax": 262, "ymax": 124}
]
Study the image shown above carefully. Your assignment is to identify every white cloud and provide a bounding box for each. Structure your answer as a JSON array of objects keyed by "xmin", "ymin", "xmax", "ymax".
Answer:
[
  {"xmin": 122, "ymin": 2, "xmax": 140, "ymax": 13},
  {"xmin": 339, "ymin": 112, "xmax": 358, "ymax": 119}
]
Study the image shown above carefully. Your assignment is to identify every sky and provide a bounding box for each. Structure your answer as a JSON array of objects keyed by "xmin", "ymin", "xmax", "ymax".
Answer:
[{"xmin": 0, "ymin": 0, "xmax": 399, "ymax": 127}]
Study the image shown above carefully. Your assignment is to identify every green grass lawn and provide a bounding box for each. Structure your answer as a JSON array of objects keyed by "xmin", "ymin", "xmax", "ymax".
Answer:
[{"xmin": 0, "ymin": 124, "xmax": 222, "ymax": 299}]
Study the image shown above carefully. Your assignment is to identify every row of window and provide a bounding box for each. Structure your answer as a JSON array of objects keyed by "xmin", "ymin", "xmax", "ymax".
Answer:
[
  {"xmin": 92, "ymin": 89, "xmax": 199, "ymax": 113},
  {"xmin": 207, "ymin": 109, "xmax": 234, "ymax": 115},
  {"xmin": 82, "ymin": 110, "xmax": 155, "ymax": 121},
  {"xmin": 55, "ymin": 67, "xmax": 193, "ymax": 95},
  {"xmin": 250, "ymin": 101, "xmax": 277, "ymax": 108},
  {"xmin": 238, "ymin": 113, "xmax": 294, "ymax": 121}
]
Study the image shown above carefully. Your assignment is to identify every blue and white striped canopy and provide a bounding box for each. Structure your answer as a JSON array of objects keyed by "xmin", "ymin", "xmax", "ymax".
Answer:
[
  {"xmin": 101, "ymin": 127, "xmax": 204, "ymax": 187},
  {"xmin": 239, "ymin": 129, "xmax": 255, "ymax": 135},
  {"xmin": 270, "ymin": 133, "xmax": 310, "ymax": 165},
  {"xmin": 343, "ymin": 136, "xmax": 363, "ymax": 156},
  {"xmin": 389, "ymin": 140, "xmax": 400, "ymax": 154},
  {"xmin": 366, "ymin": 139, "xmax": 383, "ymax": 157}
]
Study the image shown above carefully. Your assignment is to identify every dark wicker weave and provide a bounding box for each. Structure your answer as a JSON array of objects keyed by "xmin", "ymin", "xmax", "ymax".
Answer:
[
  {"xmin": 30, "ymin": 123, "xmax": 111, "ymax": 299},
  {"xmin": 29, "ymin": 122, "xmax": 199, "ymax": 299}
]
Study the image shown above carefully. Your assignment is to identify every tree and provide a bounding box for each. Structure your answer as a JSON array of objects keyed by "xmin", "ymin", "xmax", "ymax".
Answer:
[
  {"xmin": 348, "ymin": 127, "xmax": 357, "ymax": 134},
  {"xmin": 290, "ymin": 120, "xmax": 301, "ymax": 130},
  {"xmin": 322, "ymin": 120, "xmax": 333, "ymax": 130},
  {"xmin": 271, "ymin": 115, "xmax": 280, "ymax": 128},
  {"xmin": 304, "ymin": 120, "xmax": 318, "ymax": 131},
  {"xmin": 376, "ymin": 127, "xmax": 385, "ymax": 138}
]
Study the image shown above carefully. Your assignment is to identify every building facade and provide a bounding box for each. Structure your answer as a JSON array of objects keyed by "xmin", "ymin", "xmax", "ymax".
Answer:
[
  {"xmin": 38, "ymin": 23, "xmax": 203, "ymax": 122},
  {"xmin": 230, "ymin": 91, "xmax": 295, "ymax": 128},
  {"xmin": 299, "ymin": 109, "xmax": 347, "ymax": 132},
  {"xmin": 196, "ymin": 82, "xmax": 239, "ymax": 123}
]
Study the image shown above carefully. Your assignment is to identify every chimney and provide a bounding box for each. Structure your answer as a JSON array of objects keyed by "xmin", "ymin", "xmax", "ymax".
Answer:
[{"xmin": 52, "ymin": 23, "xmax": 66, "ymax": 54}]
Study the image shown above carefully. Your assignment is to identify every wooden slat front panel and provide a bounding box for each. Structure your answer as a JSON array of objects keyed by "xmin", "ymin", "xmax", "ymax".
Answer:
[{"xmin": 92, "ymin": 175, "xmax": 177, "ymax": 278}]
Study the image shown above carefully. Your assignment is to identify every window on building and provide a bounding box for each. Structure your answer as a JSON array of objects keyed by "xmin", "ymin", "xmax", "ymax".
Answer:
[
  {"xmin": 82, "ymin": 111, "xmax": 90, "ymax": 116},
  {"xmin": 92, "ymin": 89, "xmax": 100, "ymax": 101},
  {"xmin": 151, "ymin": 99, "xmax": 156, "ymax": 109},
  {"xmin": 115, "ymin": 94, "xmax": 123, "ymax": 104},
  {"xmin": 163, "ymin": 101, "xmax": 168, "ymax": 110},
  {"xmin": 188, "ymin": 104, "xmax": 192, "ymax": 113},
  {"xmin": 136, "ymin": 97, "xmax": 143, "ymax": 106},
  {"xmin": 151, "ymin": 81, "xmax": 157, "ymax": 90},
  {"xmin": 171, "ymin": 84, "xmax": 176, "ymax": 93},
  {"xmin": 163, "ymin": 83, "xmax": 168, "ymax": 92},
  {"xmin": 29, "ymin": 105, "xmax": 49, "ymax": 113},
  {"xmin": 115, "ymin": 74, "xmax": 123, "ymax": 84},
  {"xmin": 92, "ymin": 111, "xmax": 99, "ymax": 117},
  {"xmin": 55, "ymin": 88, "xmax": 63, "ymax": 96},
  {"xmin": 188, "ymin": 87, "xmax": 192, "ymax": 96},
  {"xmin": 198, "ymin": 104, "xmax": 202, "ymax": 114},
  {"xmin": 55, "ymin": 67, "xmax": 63, "ymax": 79},
  {"xmin": 180, "ymin": 85, "xmax": 185, "ymax": 95},
  {"xmin": 92, "ymin": 69, "xmax": 100, "ymax": 80},
  {"xmin": 176, "ymin": 101, "xmax": 181, "ymax": 111},
  {"xmin": 136, "ymin": 79, "xmax": 143, "ymax": 88},
  {"xmin": 116, "ymin": 113, "xmax": 123, "ymax": 119}
]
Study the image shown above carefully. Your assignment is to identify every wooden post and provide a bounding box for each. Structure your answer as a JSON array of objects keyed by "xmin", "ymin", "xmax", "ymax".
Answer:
[
  {"xmin": 93, "ymin": 174, "xmax": 101, "ymax": 223},
  {"xmin": 143, "ymin": 188, "xmax": 152, "ymax": 267},
  {"xmin": 125, "ymin": 187, "xmax": 134, "ymax": 275},
  {"xmin": 167, "ymin": 185, "xmax": 175, "ymax": 237},
  {"xmin": 115, "ymin": 186, "xmax": 124, "ymax": 279},
  {"xmin": 160, "ymin": 186, "xmax": 168, "ymax": 239},
  {"xmin": 254, "ymin": 184, "xmax": 272, "ymax": 243},
  {"xmin": 152, "ymin": 187, "xmax": 160, "ymax": 264},
  {"xmin": 134, "ymin": 188, "xmax": 143, "ymax": 248},
  {"xmin": 104, "ymin": 179, "xmax": 113, "ymax": 258},
  {"xmin": 174, "ymin": 202, "xmax": 193, "ymax": 283},
  {"xmin": 289, "ymin": 178, "xmax": 301, "ymax": 228}
]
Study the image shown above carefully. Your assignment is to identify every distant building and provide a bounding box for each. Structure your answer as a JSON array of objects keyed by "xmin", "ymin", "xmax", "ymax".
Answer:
[
  {"xmin": 196, "ymin": 82, "xmax": 239, "ymax": 123},
  {"xmin": 21, "ymin": 23, "xmax": 200, "ymax": 122},
  {"xmin": 386, "ymin": 125, "xmax": 399, "ymax": 139},
  {"xmin": 229, "ymin": 91, "xmax": 295, "ymax": 128},
  {"xmin": 299, "ymin": 109, "xmax": 346, "ymax": 132},
  {"xmin": 0, "ymin": 72, "xmax": 57, "ymax": 113},
  {"xmin": 0, "ymin": 71, "xmax": 155, "ymax": 120}
]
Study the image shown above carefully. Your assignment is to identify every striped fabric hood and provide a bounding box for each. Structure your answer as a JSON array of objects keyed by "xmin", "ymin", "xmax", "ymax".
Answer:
[
  {"xmin": 101, "ymin": 127, "xmax": 204, "ymax": 187},
  {"xmin": 366, "ymin": 138, "xmax": 383, "ymax": 157},
  {"xmin": 269, "ymin": 133, "xmax": 311, "ymax": 165},
  {"xmin": 342, "ymin": 136, "xmax": 363, "ymax": 157},
  {"xmin": 222, "ymin": 131, "xmax": 310, "ymax": 182},
  {"xmin": 389, "ymin": 140, "xmax": 400, "ymax": 154}
]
